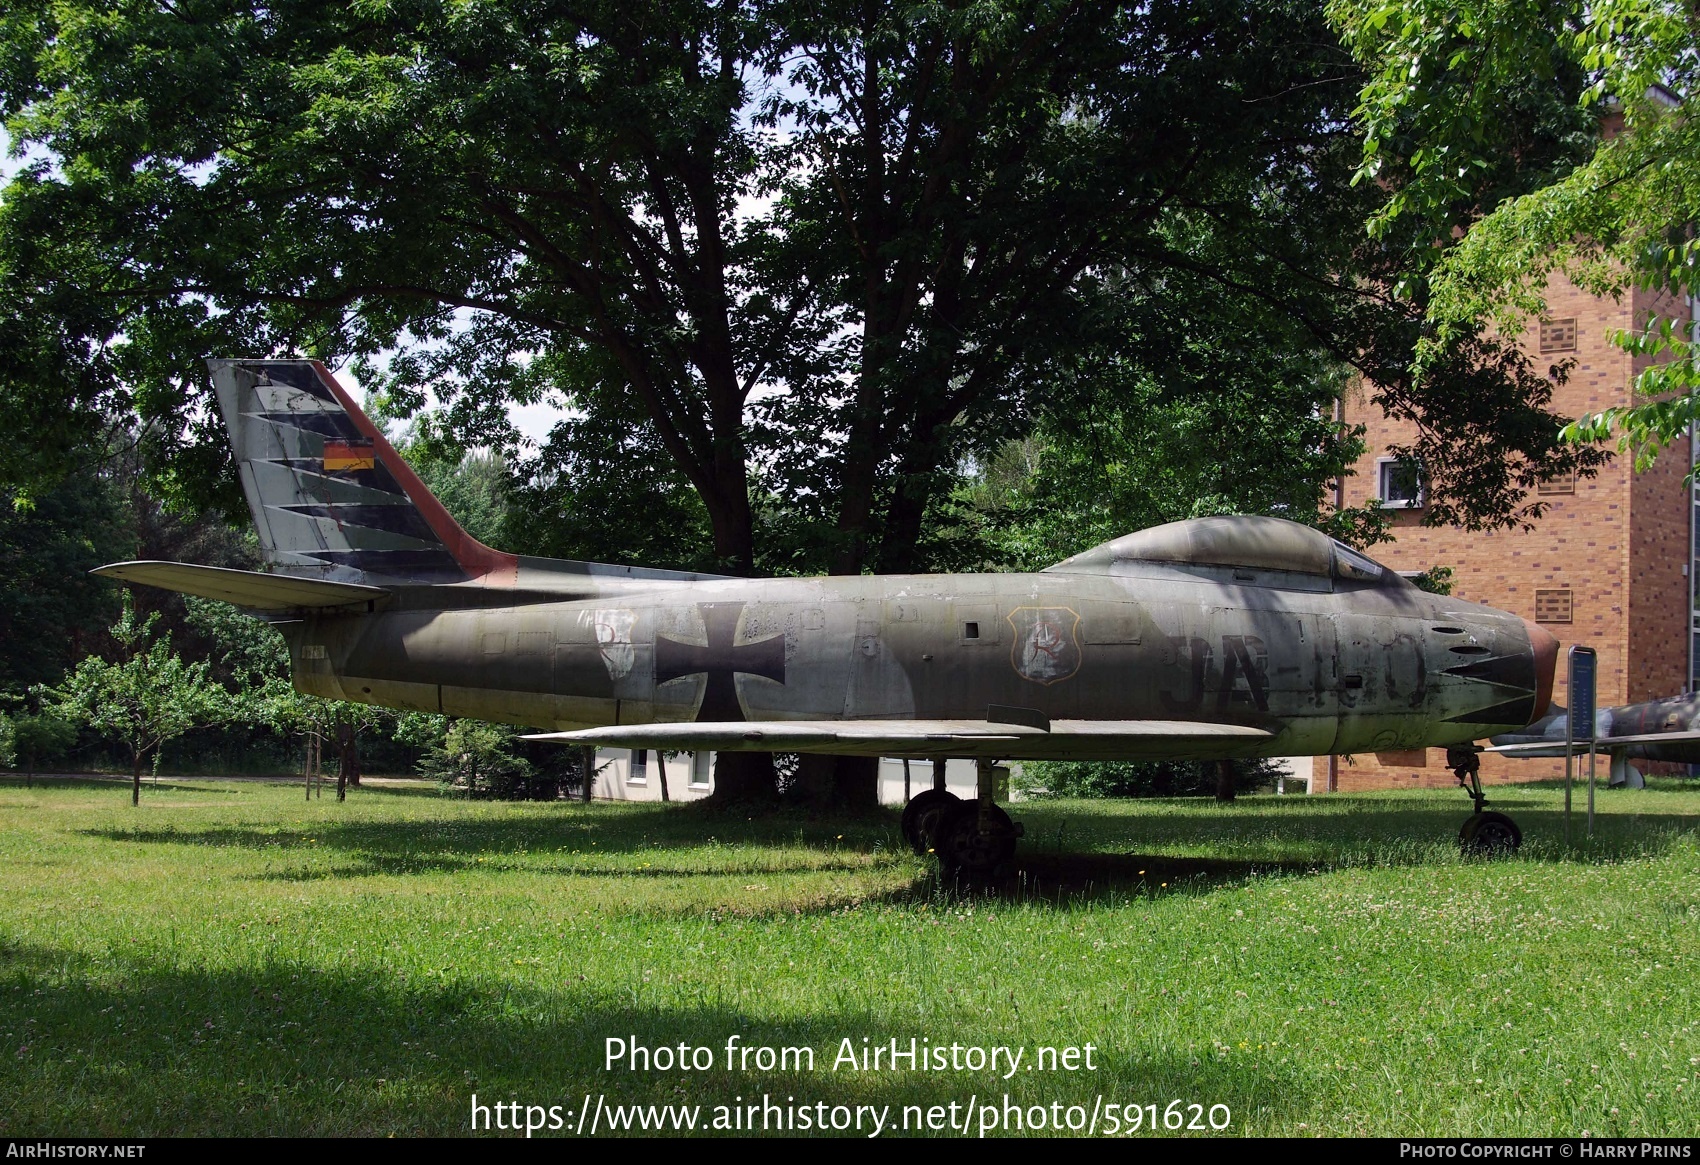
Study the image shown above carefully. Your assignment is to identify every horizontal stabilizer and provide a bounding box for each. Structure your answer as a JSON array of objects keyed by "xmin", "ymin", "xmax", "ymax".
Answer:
[
  {"xmin": 1488, "ymin": 729, "xmax": 1700, "ymax": 758},
  {"xmin": 524, "ymin": 719, "xmax": 1274, "ymax": 760},
  {"xmin": 93, "ymin": 561, "xmax": 388, "ymax": 611}
]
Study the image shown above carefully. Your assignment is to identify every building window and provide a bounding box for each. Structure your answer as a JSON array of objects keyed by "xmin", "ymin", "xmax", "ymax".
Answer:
[
  {"xmin": 627, "ymin": 748, "xmax": 647, "ymax": 785},
  {"xmin": 1539, "ymin": 318, "xmax": 1577, "ymax": 353},
  {"xmin": 1376, "ymin": 458, "xmax": 1423, "ymax": 509},
  {"xmin": 689, "ymin": 752, "xmax": 711, "ymax": 789},
  {"xmin": 1537, "ymin": 470, "xmax": 1576, "ymax": 495},
  {"xmin": 1534, "ymin": 588, "xmax": 1574, "ymax": 624}
]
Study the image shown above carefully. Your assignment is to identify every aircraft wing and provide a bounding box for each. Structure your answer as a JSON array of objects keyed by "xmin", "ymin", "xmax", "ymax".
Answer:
[
  {"xmin": 1488, "ymin": 729, "xmax": 1700, "ymax": 758},
  {"xmin": 93, "ymin": 560, "xmax": 388, "ymax": 611},
  {"xmin": 523, "ymin": 719, "xmax": 1276, "ymax": 760}
]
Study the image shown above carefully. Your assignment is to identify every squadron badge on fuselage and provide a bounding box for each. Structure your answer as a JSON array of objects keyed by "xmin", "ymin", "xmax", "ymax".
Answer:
[
  {"xmin": 581, "ymin": 608, "xmax": 637, "ymax": 681},
  {"xmin": 1007, "ymin": 606, "xmax": 1082, "ymax": 685}
]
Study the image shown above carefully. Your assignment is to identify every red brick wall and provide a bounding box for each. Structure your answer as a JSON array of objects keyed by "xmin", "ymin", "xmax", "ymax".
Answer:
[
  {"xmin": 1315, "ymin": 275, "xmax": 1691, "ymax": 791},
  {"xmin": 1627, "ymin": 285, "xmax": 1693, "ymax": 704}
]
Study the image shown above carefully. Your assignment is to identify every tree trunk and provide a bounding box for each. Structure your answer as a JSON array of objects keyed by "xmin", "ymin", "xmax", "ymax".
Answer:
[
  {"xmin": 709, "ymin": 751, "xmax": 778, "ymax": 803},
  {"xmin": 580, "ymin": 746, "xmax": 595, "ymax": 802},
  {"xmin": 334, "ymin": 723, "xmax": 360, "ymax": 802},
  {"xmin": 791, "ymin": 755, "xmax": 879, "ymax": 809},
  {"xmin": 1215, "ymin": 759, "xmax": 1237, "ymax": 803},
  {"xmin": 131, "ymin": 749, "xmax": 144, "ymax": 807},
  {"xmin": 828, "ymin": 755, "xmax": 880, "ymax": 810},
  {"xmin": 657, "ymin": 752, "xmax": 670, "ymax": 802}
]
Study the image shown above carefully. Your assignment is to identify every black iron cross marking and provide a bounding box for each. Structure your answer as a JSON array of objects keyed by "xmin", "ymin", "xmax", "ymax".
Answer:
[{"xmin": 654, "ymin": 602, "xmax": 786, "ymax": 722}]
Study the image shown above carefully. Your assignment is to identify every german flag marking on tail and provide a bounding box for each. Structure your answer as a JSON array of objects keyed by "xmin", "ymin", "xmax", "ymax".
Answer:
[{"xmin": 323, "ymin": 438, "xmax": 376, "ymax": 472}]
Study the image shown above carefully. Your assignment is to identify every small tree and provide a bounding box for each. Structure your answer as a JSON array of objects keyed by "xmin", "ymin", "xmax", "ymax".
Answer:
[
  {"xmin": 186, "ymin": 595, "xmax": 390, "ymax": 800},
  {"xmin": 40, "ymin": 596, "xmax": 227, "ymax": 805}
]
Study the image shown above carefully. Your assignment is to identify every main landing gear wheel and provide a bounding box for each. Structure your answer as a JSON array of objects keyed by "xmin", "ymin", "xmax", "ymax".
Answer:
[
  {"xmin": 934, "ymin": 801, "xmax": 1019, "ymax": 880},
  {"xmin": 901, "ymin": 789, "xmax": 960, "ymax": 854},
  {"xmin": 1446, "ymin": 745, "xmax": 1522, "ymax": 856},
  {"xmin": 1460, "ymin": 811, "xmax": 1522, "ymax": 855}
]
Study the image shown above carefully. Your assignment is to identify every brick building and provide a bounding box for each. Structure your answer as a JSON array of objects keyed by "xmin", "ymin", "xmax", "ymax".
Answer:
[{"xmin": 1314, "ymin": 277, "xmax": 1696, "ymax": 791}]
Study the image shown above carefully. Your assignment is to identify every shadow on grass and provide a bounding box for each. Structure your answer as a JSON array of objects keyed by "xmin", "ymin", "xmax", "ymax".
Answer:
[
  {"xmin": 993, "ymin": 852, "xmax": 1320, "ymax": 902},
  {"xmin": 0, "ymin": 774, "xmax": 249, "ymax": 796},
  {"xmin": 1010, "ymin": 798, "xmax": 1700, "ymax": 864},
  {"xmin": 0, "ymin": 938, "xmax": 1298, "ymax": 1136},
  {"xmin": 354, "ymin": 781, "xmax": 448, "ymax": 799},
  {"xmin": 72, "ymin": 793, "xmax": 1699, "ymax": 903}
]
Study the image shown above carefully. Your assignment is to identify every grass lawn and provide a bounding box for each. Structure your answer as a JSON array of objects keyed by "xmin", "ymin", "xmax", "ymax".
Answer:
[{"xmin": 0, "ymin": 773, "xmax": 1695, "ymax": 1137}]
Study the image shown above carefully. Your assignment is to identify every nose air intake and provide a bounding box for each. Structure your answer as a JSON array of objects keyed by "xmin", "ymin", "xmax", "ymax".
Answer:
[{"xmin": 1522, "ymin": 618, "xmax": 1559, "ymax": 724}]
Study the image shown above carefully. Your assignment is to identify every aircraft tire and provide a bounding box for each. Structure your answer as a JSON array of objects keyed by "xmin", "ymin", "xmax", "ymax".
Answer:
[
  {"xmin": 901, "ymin": 789, "xmax": 961, "ymax": 854},
  {"xmin": 1459, "ymin": 811, "xmax": 1522, "ymax": 856},
  {"xmin": 934, "ymin": 801, "xmax": 1018, "ymax": 880}
]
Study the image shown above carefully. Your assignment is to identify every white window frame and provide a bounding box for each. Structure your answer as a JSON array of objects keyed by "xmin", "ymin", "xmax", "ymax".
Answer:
[
  {"xmin": 688, "ymin": 751, "xmax": 712, "ymax": 790},
  {"xmin": 1376, "ymin": 457, "xmax": 1424, "ymax": 509},
  {"xmin": 627, "ymin": 748, "xmax": 648, "ymax": 785}
]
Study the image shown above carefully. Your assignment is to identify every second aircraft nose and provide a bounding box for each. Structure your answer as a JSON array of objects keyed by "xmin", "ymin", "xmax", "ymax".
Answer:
[{"xmin": 1522, "ymin": 617, "xmax": 1559, "ymax": 724}]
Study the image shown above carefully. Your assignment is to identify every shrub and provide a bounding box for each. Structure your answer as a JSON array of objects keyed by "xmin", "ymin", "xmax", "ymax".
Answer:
[
  {"xmin": 1016, "ymin": 757, "xmax": 1282, "ymax": 799},
  {"xmin": 419, "ymin": 719, "xmax": 567, "ymax": 800}
]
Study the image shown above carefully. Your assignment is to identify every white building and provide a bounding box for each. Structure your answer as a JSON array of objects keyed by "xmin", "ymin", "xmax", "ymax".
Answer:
[
  {"xmin": 586, "ymin": 749, "xmax": 1313, "ymax": 802},
  {"xmin": 584, "ymin": 751, "xmax": 993, "ymax": 804}
]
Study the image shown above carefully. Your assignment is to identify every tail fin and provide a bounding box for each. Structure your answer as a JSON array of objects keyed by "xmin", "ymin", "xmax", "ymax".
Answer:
[{"xmin": 209, "ymin": 359, "xmax": 517, "ymax": 587}]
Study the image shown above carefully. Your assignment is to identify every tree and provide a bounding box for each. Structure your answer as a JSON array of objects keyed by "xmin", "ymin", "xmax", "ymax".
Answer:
[
  {"xmin": 0, "ymin": 473, "xmax": 130, "ymax": 694},
  {"xmin": 1328, "ymin": 0, "xmax": 1700, "ymax": 472},
  {"xmin": 0, "ymin": 0, "xmax": 1603, "ymax": 580},
  {"xmin": 185, "ymin": 595, "xmax": 388, "ymax": 800},
  {"xmin": 40, "ymin": 595, "xmax": 227, "ymax": 804},
  {"xmin": 946, "ymin": 331, "xmax": 1390, "ymax": 573}
]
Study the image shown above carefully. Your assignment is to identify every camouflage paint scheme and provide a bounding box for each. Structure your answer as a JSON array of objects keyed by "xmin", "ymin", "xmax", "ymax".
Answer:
[{"xmin": 96, "ymin": 361, "xmax": 1560, "ymax": 763}]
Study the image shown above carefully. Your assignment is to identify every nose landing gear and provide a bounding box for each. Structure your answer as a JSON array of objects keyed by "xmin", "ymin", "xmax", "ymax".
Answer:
[{"xmin": 1447, "ymin": 745, "xmax": 1522, "ymax": 855}]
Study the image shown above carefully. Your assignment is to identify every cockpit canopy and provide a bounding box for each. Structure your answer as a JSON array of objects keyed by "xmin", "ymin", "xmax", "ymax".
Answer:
[{"xmin": 1042, "ymin": 515, "xmax": 1398, "ymax": 586}]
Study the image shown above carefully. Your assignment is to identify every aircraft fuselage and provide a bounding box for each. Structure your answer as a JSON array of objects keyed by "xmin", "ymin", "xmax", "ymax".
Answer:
[{"xmin": 286, "ymin": 561, "xmax": 1548, "ymax": 762}]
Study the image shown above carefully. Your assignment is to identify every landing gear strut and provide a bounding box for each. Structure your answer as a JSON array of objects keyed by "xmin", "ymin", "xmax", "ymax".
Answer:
[{"xmin": 1447, "ymin": 745, "xmax": 1522, "ymax": 855}]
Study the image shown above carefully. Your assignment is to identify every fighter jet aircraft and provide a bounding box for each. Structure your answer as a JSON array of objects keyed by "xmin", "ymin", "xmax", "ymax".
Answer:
[
  {"xmin": 93, "ymin": 360, "xmax": 1560, "ymax": 873},
  {"xmin": 1490, "ymin": 693, "xmax": 1700, "ymax": 785}
]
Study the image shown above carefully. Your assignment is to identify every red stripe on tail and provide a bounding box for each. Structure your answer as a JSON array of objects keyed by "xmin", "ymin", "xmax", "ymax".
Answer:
[{"xmin": 307, "ymin": 361, "xmax": 519, "ymax": 587}]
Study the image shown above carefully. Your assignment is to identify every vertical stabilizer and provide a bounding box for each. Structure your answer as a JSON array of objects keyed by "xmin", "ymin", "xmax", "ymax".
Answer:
[{"xmin": 209, "ymin": 359, "xmax": 517, "ymax": 587}]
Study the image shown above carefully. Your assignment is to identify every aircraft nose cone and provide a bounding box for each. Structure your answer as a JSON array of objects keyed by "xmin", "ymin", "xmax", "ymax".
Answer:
[{"xmin": 1523, "ymin": 617, "xmax": 1559, "ymax": 723}]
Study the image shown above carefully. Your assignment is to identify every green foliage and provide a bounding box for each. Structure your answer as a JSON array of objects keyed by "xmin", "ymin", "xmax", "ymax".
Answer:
[
  {"xmin": 406, "ymin": 448, "xmax": 513, "ymax": 552},
  {"xmin": 1330, "ymin": 0, "xmax": 1700, "ymax": 479},
  {"xmin": 6, "ymin": 711, "xmax": 75, "ymax": 771},
  {"xmin": 38, "ymin": 596, "xmax": 227, "ymax": 795},
  {"xmin": 503, "ymin": 410, "xmax": 720, "ymax": 573},
  {"xmin": 391, "ymin": 712, "xmax": 450, "ymax": 754},
  {"xmin": 0, "ymin": 0, "xmax": 1609, "ymax": 577},
  {"xmin": 1409, "ymin": 565, "xmax": 1455, "ymax": 595},
  {"xmin": 418, "ymin": 719, "xmax": 561, "ymax": 801},
  {"xmin": 1018, "ymin": 758, "xmax": 1283, "ymax": 800},
  {"xmin": 0, "ymin": 475, "xmax": 130, "ymax": 694},
  {"xmin": 947, "ymin": 348, "xmax": 1388, "ymax": 571}
]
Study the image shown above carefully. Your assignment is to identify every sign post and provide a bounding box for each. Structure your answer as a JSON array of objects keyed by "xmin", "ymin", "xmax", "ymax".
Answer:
[{"xmin": 1567, "ymin": 646, "xmax": 1597, "ymax": 844}]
